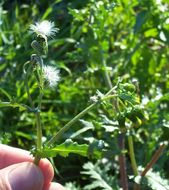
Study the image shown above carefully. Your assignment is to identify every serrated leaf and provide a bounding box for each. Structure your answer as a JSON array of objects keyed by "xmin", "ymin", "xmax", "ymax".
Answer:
[
  {"xmin": 39, "ymin": 139, "xmax": 108, "ymax": 158},
  {"xmin": 100, "ymin": 115, "xmax": 119, "ymax": 132},
  {"xmin": 82, "ymin": 161, "xmax": 119, "ymax": 190},
  {"xmin": 146, "ymin": 170, "xmax": 169, "ymax": 190},
  {"xmin": 118, "ymin": 92, "xmax": 139, "ymax": 104},
  {"xmin": 134, "ymin": 167, "xmax": 169, "ymax": 190}
]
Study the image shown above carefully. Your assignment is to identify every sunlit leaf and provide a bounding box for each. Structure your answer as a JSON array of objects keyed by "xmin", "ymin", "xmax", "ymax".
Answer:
[{"xmin": 38, "ymin": 139, "xmax": 109, "ymax": 159}]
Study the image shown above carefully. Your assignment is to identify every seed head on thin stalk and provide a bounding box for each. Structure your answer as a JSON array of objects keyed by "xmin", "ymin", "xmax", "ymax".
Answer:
[
  {"xmin": 30, "ymin": 20, "xmax": 59, "ymax": 56},
  {"xmin": 30, "ymin": 20, "xmax": 59, "ymax": 38},
  {"xmin": 43, "ymin": 65, "xmax": 60, "ymax": 88}
]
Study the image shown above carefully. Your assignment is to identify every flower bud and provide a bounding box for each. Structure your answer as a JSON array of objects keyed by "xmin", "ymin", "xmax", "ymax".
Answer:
[{"xmin": 31, "ymin": 40, "xmax": 45, "ymax": 55}]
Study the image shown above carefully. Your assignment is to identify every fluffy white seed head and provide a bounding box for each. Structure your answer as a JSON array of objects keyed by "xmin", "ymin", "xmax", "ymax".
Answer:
[
  {"xmin": 43, "ymin": 65, "xmax": 60, "ymax": 88},
  {"xmin": 30, "ymin": 20, "xmax": 59, "ymax": 37}
]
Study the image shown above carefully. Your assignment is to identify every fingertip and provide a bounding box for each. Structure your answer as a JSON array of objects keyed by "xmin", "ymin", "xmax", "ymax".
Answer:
[
  {"xmin": 0, "ymin": 145, "xmax": 55, "ymax": 188},
  {"xmin": 0, "ymin": 144, "xmax": 32, "ymax": 169},
  {"xmin": 39, "ymin": 158, "xmax": 54, "ymax": 186},
  {"xmin": 0, "ymin": 162, "xmax": 44, "ymax": 190}
]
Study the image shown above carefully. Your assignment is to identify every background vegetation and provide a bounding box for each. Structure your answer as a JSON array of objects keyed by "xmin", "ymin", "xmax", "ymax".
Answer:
[{"xmin": 0, "ymin": 0, "xmax": 169, "ymax": 189}]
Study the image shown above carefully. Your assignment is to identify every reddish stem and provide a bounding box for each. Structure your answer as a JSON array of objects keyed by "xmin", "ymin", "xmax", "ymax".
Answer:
[
  {"xmin": 141, "ymin": 143, "xmax": 166, "ymax": 177},
  {"xmin": 118, "ymin": 133, "xmax": 128, "ymax": 190}
]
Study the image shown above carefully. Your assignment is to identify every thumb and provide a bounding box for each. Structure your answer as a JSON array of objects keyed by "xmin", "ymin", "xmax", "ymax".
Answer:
[{"xmin": 0, "ymin": 162, "xmax": 44, "ymax": 190}]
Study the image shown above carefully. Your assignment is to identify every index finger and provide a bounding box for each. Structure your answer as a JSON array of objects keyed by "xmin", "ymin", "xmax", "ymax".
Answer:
[{"xmin": 0, "ymin": 144, "xmax": 54, "ymax": 186}]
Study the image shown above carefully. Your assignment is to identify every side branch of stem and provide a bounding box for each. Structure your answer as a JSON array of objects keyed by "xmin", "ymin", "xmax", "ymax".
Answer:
[
  {"xmin": 46, "ymin": 88, "xmax": 117, "ymax": 146},
  {"xmin": 141, "ymin": 143, "xmax": 166, "ymax": 177}
]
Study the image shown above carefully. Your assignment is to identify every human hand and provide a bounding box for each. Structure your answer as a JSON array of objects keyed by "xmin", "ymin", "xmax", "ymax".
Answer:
[{"xmin": 0, "ymin": 144, "xmax": 65, "ymax": 190}]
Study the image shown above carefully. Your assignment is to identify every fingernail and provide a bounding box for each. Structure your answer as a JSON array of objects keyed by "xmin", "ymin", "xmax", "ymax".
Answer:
[{"xmin": 8, "ymin": 162, "xmax": 44, "ymax": 190}]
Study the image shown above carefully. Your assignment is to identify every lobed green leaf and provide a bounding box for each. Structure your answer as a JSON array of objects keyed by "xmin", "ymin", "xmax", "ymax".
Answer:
[{"xmin": 38, "ymin": 139, "xmax": 112, "ymax": 159}]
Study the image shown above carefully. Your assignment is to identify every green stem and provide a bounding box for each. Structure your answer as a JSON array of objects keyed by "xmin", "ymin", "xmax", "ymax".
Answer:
[
  {"xmin": 100, "ymin": 47, "xmax": 120, "ymax": 112},
  {"xmin": 99, "ymin": 46, "xmax": 112, "ymax": 90},
  {"xmin": 101, "ymin": 94, "xmax": 117, "ymax": 101},
  {"xmin": 34, "ymin": 112, "xmax": 42, "ymax": 165},
  {"xmin": 46, "ymin": 87, "xmax": 117, "ymax": 146},
  {"xmin": 24, "ymin": 61, "xmax": 43, "ymax": 165},
  {"xmin": 34, "ymin": 67, "xmax": 44, "ymax": 165},
  {"xmin": 38, "ymin": 91, "xmax": 43, "ymax": 110},
  {"xmin": 36, "ymin": 112, "xmax": 42, "ymax": 149},
  {"xmin": 102, "ymin": 58, "xmax": 113, "ymax": 89},
  {"xmin": 128, "ymin": 135, "xmax": 138, "ymax": 176},
  {"xmin": 46, "ymin": 102, "xmax": 98, "ymax": 146}
]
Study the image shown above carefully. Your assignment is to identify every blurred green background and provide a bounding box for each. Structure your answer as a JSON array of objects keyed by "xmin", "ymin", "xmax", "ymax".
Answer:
[{"xmin": 0, "ymin": 0, "xmax": 169, "ymax": 189}]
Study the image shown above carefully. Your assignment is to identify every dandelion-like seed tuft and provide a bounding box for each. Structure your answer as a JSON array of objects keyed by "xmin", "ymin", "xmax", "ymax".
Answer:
[
  {"xmin": 43, "ymin": 65, "xmax": 60, "ymax": 88},
  {"xmin": 30, "ymin": 20, "xmax": 59, "ymax": 37}
]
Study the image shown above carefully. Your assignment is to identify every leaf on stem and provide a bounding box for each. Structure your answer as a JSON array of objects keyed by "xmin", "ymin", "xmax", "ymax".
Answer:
[
  {"xmin": 0, "ymin": 101, "xmax": 28, "ymax": 111},
  {"xmin": 37, "ymin": 139, "xmax": 112, "ymax": 159}
]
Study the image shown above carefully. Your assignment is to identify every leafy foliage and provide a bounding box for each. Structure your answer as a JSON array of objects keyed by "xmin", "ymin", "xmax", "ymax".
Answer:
[
  {"xmin": 0, "ymin": 0, "xmax": 169, "ymax": 189},
  {"xmin": 65, "ymin": 182, "xmax": 81, "ymax": 190},
  {"xmin": 37, "ymin": 139, "xmax": 110, "ymax": 159},
  {"xmin": 81, "ymin": 160, "xmax": 119, "ymax": 190},
  {"xmin": 145, "ymin": 170, "xmax": 169, "ymax": 190},
  {"xmin": 133, "ymin": 167, "xmax": 169, "ymax": 190}
]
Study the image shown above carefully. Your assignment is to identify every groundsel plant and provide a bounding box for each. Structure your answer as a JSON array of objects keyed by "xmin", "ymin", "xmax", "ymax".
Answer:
[
  {"xmin": 2, "ymin": 20, "xmax": 137, "ymax": 183},
  {"xmin": 1, "ymin": 20, "xmax": 165, "ymax": 189},
  {"xmin": 22, "ymin": 20, "xmax": 119, "ymax": 165},
  {"xmin": 24, "ymin": 20, "xmax": 60, "ymax": 164}
]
